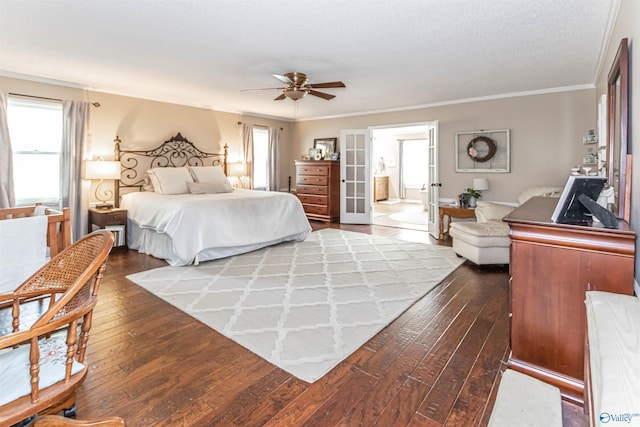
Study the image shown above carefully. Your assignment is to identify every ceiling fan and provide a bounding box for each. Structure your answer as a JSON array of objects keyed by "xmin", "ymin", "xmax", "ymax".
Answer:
[{"xmin": 243, "ymin": 72, "xmax": 345, "ymax": 101}]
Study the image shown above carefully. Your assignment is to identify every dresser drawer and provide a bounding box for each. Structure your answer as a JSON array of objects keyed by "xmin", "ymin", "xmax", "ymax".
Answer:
[
  {"xmin": 297, "ymin": 165, "xmax": 329, "ymax": 176},
  {"xmin": 102, "ymin": 211, "xmax": 126, "ymax": 225},
  {"xmin": 297, "ymin": 175, "xmax": 328, "ymax": 186},
  {"xmin": 297, "ymin": 184, "xmax": 328, "ymax": 195},
  {"xmin": 303, "ymin": 204, "xmax": 329, "ymax": 216},
  {"xmin": 298, "ymin": 194, "xmax": 327, "ymax": 205}
]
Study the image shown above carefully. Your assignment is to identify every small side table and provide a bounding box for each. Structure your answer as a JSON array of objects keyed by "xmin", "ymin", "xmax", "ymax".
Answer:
[
  {"xmin": 439, "ymin": 206, "xmax": 476, "ymax": 240},
  {"xmin": 88, "ymin": 208, "xmax": 128, "ymax": 250}
]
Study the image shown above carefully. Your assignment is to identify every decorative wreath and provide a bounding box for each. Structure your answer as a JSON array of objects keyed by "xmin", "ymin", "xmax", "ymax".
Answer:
[{"xmin": 467, "ymin": 136, "xmax": 497, "ymax": 163}]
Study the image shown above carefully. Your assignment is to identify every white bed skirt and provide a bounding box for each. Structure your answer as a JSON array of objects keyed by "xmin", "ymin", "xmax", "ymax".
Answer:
[{"xmin": 128, "ymin": 222, "xmax": 309, "ymax": 266}]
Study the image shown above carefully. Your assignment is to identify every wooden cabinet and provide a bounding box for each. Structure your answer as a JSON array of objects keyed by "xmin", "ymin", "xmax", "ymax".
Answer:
[
  {"xmin": 88, "ymin": 208, "xmax": 128, "ymax": 250},
  {"xmin": 503, "ymin": 197, "xmax": 635, "ymax": 405},
  {"xmin": 295, "ymin": 160, "xmax": 340, "ymax": 222},
  {"xmin": 374, "ymin": 175, "xmax": 389, "ymax": 201}
]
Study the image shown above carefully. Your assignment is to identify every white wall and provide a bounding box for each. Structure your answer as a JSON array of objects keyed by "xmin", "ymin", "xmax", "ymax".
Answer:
[
  {"xmin": 0, "ymin": 76, "xmax": 293, "ymax": 204},
  {"xmin": 292, "ymin": 90, "xmax": 596, "ymax": 204}
]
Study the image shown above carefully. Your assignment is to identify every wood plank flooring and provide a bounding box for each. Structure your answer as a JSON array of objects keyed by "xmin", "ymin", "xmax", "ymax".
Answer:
[{"xmin": 70, "ymin": 219, "xmax": 588, "ymax": 426}]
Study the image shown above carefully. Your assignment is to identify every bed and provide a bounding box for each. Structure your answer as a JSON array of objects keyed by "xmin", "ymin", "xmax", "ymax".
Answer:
[{"xmin": 115, "ymin": 133, "xmax": 311, "ymax": 266}]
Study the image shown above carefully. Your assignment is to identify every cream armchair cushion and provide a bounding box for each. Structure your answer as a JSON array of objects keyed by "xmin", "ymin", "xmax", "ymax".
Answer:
[
  {"xmin": 517, "ymin": 186, "xmax": 563, "ymax": 205},
  {"xmin": 474, "ymin": 201, "xmax": 516, "ymax": 223}
]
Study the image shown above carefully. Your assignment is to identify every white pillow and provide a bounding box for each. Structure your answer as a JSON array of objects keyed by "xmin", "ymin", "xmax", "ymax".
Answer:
[
  {"xmin": 187, "ymin": 181, "xmax": 233, "ymax": 194},
  {"xmin": 189, "ymin": 166, "xmax": 232, "ymax": 192},
  {"xmin": 146, "ymin": 167, "xmax": 194, "ymax": 195},
  {"xmin": 189, "ymin": 165, "xmax": 228, "ymax": 183}
]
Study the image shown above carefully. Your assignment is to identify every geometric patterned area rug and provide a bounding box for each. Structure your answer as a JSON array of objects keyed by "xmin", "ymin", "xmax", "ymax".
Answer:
[{"xmin": 126, "ymin": 229, "xmax": 464, "ymax": 383}]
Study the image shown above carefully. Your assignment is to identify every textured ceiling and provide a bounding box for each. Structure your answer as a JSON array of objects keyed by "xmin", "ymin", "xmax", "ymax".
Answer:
[{"xmin": 0, "ymin": 0, "xmax": 618, "ymax": 121}]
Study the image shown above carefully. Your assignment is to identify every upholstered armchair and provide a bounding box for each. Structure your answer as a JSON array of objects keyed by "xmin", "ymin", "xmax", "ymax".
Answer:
[
  {"xmin": 449, "ymin": 187, "xmax": 562, "ymax": 265},
  {"xmin": 449, "ymin": 201, "xmax": 515, "ymax": 265}
]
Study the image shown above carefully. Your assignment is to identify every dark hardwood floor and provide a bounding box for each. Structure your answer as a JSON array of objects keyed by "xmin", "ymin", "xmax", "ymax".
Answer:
[{"xmin": 71, "ymin": 219, "xmax": 588, "ymax": 426}]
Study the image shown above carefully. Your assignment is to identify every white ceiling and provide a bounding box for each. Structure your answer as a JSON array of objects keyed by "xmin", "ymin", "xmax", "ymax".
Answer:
[{"xmin": 0, "ymin": 0, "xmax": 618, "ymax": 121}]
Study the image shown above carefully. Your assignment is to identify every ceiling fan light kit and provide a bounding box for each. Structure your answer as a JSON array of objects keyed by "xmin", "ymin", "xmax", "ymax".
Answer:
[
  {"xmin": 243, "ymin": 72, "xmax": 345, "ymax": 102},
  {"xmin": 284, "ymin": 88, "xmax": 307, "ymax": 100}
]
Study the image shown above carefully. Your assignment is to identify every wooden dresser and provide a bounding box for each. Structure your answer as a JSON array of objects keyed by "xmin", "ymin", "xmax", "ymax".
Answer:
[
  {"xmin": 295, "ymin": 160, "xmax": 340, "ymax": 222},
  {"xmin": 503, "ymin": 197, "xmax": 636, "ymax": 405},
  {"xmin": 374, "ymin": 175, "xmax": 389, "ymax": 201}
]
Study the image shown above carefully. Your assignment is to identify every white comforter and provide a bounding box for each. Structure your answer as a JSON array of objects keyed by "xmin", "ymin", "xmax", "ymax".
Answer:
[{"xmin": 121, "ymin": 189, "xmax": 311, "ymax": 266}]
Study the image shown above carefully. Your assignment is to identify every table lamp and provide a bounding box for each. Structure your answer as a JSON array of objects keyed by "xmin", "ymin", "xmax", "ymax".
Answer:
[
  {"xmin": 228, "ymin": 162, "xmax": 246, "ymax": 188},
  {"xmin": 473, "ymin": 178, "xmax": 490, "ymax": 193},
  {"xmin": 85, "ymin": 159, "xmax": 121, "ymax": 209}
]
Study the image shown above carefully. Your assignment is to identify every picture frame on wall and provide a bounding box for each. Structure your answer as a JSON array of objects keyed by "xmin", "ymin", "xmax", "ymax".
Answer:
[{"xmin": 455, "ymin": 129, "xmax": 510, "ymax": 173}]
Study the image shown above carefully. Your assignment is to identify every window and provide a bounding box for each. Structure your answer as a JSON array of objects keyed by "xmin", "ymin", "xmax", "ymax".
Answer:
[
  {"xmin": 252, "ymin": 127, "xmax": 268, "ymax": 190},
  {"xmin": 402, "ymin": 139, "xmax": 429, "ymax": 189},
  {"xmin": 7, "ymin": 97, "xmax": 63, "ymax": 205}
]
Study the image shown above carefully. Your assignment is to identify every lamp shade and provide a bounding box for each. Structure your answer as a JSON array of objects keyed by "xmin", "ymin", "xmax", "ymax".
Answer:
[
  {"xmin": 472, "ymin": 178, "xmax": 489, "ymax": 191},
  {"xmin": 228, "ymin": 162, "xmax": 246, "ymax": 177},
  {"xmin": 84, "ymin": 160, "xmax": 120, "ymax": 180}
]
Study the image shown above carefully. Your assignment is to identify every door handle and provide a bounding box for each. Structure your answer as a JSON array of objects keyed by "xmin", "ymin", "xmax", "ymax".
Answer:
[{"xmin": 431, "ymin": 183, "xmax": 442, "ymax": 187}]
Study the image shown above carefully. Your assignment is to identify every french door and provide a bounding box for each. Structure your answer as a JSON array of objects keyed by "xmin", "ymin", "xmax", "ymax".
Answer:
[
  {"xmin": 339, "ymin": 129, "xmax": 371, "ymax": 224},
  {"xmin": 427, "ymin": 122, "xmax": 440, "ymax": 238}
]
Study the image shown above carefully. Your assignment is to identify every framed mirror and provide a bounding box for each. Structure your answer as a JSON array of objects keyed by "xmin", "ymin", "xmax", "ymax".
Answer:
[
  {"xmin": 314, "ymin": 137, "xmax": 337, "ymax": 159},
  {"xmin": 606, "ymin": 38, "xmax": 630, "ymax": 221}
]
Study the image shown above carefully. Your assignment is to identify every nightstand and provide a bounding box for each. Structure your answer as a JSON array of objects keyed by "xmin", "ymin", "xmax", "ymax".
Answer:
[{"xmin": 88, "ymin": 208, "xmax": 128, "ymax": 250}]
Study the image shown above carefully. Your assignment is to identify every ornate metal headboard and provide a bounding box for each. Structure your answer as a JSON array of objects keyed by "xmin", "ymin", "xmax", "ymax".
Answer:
[{"xmin": 114, "ymin": 133, "xmax": 228, "ymax": 207}]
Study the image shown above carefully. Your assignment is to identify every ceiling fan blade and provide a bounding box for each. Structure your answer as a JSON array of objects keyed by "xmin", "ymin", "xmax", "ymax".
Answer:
[
  {"xmin": 240, "ymin": 87, "xmax": 286, "ymax": 92},
  {"xmin": 308, "ymin": 81, "xmax": 345, "ymax": 89},
  {"xmin": 308, "ymin": 89, "xmax": 336, "ymax": 100},
  {"xmin": 274, "ymin": 93, "xmax": 286, "ymax": 101},
  {"xmin": 272, "ymin": 74, "xmax": 294, "ymax": 85}
]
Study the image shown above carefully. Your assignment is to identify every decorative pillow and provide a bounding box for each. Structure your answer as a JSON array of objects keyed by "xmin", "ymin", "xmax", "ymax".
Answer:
[
  {"xmin": 187, "ymin": 181, "xmax": 233, "ymax": 194},
  {"xmin": 189, "ymin": 166, "xmax": 232, "ymax": 192},
  {"xmin": 146, "ymin": 167, "xmax": 193, "ymax": 195}
]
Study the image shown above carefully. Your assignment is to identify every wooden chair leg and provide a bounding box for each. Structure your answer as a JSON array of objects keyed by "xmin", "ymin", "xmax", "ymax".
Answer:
[{"xmin": 42, "ymin": 393, "xmax": 76, "ymax": 418}]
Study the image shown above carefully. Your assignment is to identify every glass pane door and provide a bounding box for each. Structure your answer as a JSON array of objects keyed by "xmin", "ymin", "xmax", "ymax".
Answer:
[{"xmin": 340, "ymin": 129, "xmax": 371, "ymax": 224}]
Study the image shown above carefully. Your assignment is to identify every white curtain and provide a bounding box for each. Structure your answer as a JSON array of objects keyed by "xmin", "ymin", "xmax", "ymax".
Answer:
[
  {"xmin": 242, "ymin": 123, "xmax": 254, "ymax": 189},
  {"xmin": 267, "ymin": 127, "xmax": 280, "ymax": 191},
  {"xmin": 0, "ymin": 93, "xmax": 16, "ymax": 208},
  {"xmin": 60, "ymin": 101, "xmax": 89, "ymax": 242}
]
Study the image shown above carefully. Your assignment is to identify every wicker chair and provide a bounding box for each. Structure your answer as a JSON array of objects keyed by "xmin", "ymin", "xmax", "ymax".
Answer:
[
  {"xmin": 33, "ymin": 415, "xmax": 126, "ymax": 426},
  {"xmin": 0, "ymin": 230, "xmax": 114, "ymax": 426}
]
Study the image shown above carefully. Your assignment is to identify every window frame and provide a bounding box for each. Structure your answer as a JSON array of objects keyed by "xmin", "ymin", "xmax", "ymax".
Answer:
[
  {"xmin": 252, "ymin": 126, "xmax": 269, "ymax": 191},
  {"xmin": 7, "ymin": 96, "xmax": 63, "ymax": 206}
]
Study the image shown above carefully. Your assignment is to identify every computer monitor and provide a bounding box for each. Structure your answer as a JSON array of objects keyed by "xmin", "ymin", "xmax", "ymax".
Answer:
[{"xmin": 551, "ymin": 176, "xmax": 607, "ymax": 224}]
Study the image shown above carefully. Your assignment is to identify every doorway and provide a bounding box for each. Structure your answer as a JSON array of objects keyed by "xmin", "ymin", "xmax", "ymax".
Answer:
[{"xmin": 370, "ymin": 123, "xmax": 431, "ymax": 232}]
